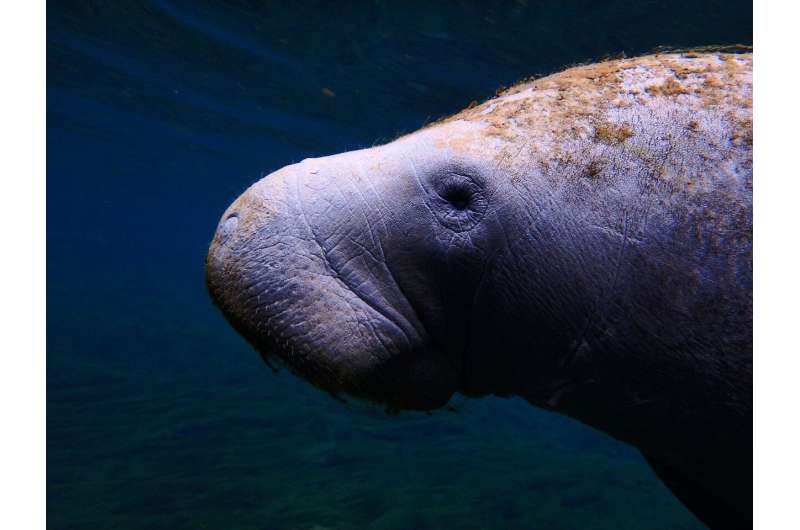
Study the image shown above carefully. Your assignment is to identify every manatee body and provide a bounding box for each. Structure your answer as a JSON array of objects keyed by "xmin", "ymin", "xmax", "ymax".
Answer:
[{"xmin": 207, "ymin": 52, "xmax": 753, "ymax": 528}]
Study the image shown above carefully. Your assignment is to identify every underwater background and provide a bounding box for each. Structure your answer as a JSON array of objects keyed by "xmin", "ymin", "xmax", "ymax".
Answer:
[{"xmin": 47, "ymin": 2, "xmax": 752, "ymax": 529}]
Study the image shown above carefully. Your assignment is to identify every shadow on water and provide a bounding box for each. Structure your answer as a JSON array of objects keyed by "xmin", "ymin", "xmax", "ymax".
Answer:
[{"xmin": 47, "ymin": 1, "xmax": 750, "ymax": 529}]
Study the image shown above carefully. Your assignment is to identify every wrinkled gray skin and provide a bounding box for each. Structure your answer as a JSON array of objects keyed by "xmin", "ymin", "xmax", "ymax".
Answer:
[{"xmin": 207, "ymin": 54, "xmax": 752, "ymax": 529}]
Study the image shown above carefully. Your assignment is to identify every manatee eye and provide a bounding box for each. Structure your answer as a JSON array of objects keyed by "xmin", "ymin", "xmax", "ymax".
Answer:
[
  {"xmin": 429, "ymin": 172, "xmax": 488, "ymax": 232},
  {"xmin": 442, "ymin": 185, "xmax": 472, "ymax": 210}
]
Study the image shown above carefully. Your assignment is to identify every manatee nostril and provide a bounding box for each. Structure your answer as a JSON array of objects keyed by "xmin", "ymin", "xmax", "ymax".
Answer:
[{"xmin": 218, "ymin": 214, "xmax": 239, "ymax": 243}]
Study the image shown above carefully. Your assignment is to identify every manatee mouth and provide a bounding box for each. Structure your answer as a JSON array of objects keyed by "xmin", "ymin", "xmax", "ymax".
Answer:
[
  {"xmin": 205, "ymin": 178, "xmax": 459, "ymax": 411},
  {"xmin": 206, "ymin": 260, "xmax": 459, "ymax": 411}
]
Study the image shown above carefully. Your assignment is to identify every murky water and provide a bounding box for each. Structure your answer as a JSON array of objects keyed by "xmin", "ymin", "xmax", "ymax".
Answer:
[{"xmin": 47, "ymin": 2, "xmax": 751, "ymax": 528}]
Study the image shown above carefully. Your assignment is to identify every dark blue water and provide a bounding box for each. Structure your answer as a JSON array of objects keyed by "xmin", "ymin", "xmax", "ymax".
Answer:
[{"xmin": 47, "ymin": 2, "xmax": 751, "ymax": 529}]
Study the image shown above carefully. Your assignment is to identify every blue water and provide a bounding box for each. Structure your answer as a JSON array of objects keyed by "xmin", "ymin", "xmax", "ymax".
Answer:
[{"xmin": 47, "ymin": 2, "xmax": 751, "ymax": 529}]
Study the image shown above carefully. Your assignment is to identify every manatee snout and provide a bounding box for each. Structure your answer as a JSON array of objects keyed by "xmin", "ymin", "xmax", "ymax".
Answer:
[{"xmin": 206, "ymin": 157, "xmax": 460, "ymax": 411}]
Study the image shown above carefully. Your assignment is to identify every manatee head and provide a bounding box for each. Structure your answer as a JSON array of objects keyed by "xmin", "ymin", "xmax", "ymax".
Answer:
[{"xmin": 206, "ymin": 120, "xmax": 527, "ymax": 411}]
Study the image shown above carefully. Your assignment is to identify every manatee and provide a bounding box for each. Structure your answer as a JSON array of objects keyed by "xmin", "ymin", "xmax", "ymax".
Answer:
[{"xmin": 206, "ymin": 52, "xmax": 753, "ymax": 529}]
